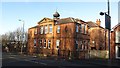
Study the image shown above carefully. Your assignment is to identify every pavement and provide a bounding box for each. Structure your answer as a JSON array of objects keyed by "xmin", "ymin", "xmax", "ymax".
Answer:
[
  {"xmin": 2, "ymin": 52, "xmax": 120, "ymax": 68},
  {"xmin": 29, "ymin": 53, "xmax": 120, "ymax": 67}
]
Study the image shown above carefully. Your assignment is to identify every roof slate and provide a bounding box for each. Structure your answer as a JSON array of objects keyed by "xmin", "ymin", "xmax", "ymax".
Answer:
[
  {"xmin": 112, "ymin": 23, "xmax": 120, "ymax": 30},
  {"xmin": 58, "ymin": 17, "xmax": 76, "ymax": 24},
  {"xmin": 29, "ymin": 26, "xmax": 38, "ymax": 29},
  {"xmin": 86, "ymin": 21, "xmax": 98, "ymax": 28}
]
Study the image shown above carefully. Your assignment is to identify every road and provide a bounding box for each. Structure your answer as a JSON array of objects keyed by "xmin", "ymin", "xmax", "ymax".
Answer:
[{"xmin": 2, "ymin": 52, "xmax": 120, "ymax": 68}]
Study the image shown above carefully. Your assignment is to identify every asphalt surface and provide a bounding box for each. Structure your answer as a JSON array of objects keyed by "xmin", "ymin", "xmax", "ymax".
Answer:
[{"xmin": 2, "ymin": 52, "xmax": 120, "ymax": 68}]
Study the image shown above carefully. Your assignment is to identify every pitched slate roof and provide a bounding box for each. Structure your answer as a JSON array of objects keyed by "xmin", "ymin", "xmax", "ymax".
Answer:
[
  {"xmin": 58, "ymin": 17, "xmax": 76, "ymax": 24},
  {"xmin": 86, "ymin": 21, "xmax": 104, "ymax": 29},
  {"xmin": 58, "ymin": 17, "xmax": 87, "ymax": 24},
  {"xmin": 36, "ymin": 17, "xmax": 105, "ymax": 29},
  {"xmin": 75, "ymin": 18, "xmax": 85, "ymax": 23},
  {"xmin": 37, "ymin": 17, "xmax": 86, "ymax": 24},
  {"xmin": 29, "ymin": 26, "xmax": 38, "ymax": 29},
  {"xmin": 112, "ymin": 23, "xmax": 120, "ymax": 30},
  {"xmin": 86, "ymin": 21, "xmax": 98, "ymax": 28}
]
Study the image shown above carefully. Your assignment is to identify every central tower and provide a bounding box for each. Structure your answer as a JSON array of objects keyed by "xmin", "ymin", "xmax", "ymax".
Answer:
[{"xmin": 53, "ymin": 11, "xmax": 60, "ymax": 24}]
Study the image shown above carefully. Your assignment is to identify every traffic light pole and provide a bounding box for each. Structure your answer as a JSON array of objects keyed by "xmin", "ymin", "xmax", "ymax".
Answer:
[
  {"xmin": 19, "ymin": 19, "xmax": 25, "ymax": 54},
  {"xmin": 108, "ymin": 0, "xmax": 111, "ymax": 60},
  {"xmin": 100, "ymin": 0, "xmax": 111, "ymax": 59}
]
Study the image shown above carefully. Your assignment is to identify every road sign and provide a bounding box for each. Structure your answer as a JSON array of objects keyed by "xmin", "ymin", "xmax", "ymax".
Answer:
[{"xmin": 105, "ymin": 13, "xmax": 111, "ymax": 30}]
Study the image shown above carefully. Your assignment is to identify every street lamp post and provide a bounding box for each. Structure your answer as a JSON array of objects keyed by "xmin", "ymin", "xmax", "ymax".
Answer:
[
  {"xmin": 19, "ymin": 19, "xmax": 25, "ymax": 54},
  {"xmin": 100, "ymin": 0, "xmax": 111, "ymax": 60}
]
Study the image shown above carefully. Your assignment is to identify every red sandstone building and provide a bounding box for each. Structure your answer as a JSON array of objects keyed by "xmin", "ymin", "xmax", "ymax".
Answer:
[
  {"xmin": 111, "ymin": 23, "xmax": 120, "ymax": 59},
  {"xmin": 28, "ymin": 12, "xmax": 109, "ymax": 59},
  {"xmin": 28, "ymin": 12, "xmax": 90, "ymax": 59},
  {"xmin": 87, "ymin": 19, "xmax": 106, "ymax": 50}
]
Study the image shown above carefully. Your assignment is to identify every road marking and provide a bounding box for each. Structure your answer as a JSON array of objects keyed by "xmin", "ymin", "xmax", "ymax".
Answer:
[
  {"xmin": 24, "ymin": 59, "xmax": 47, "ymax": 65},
  {"xmin": 39, "ymin": 62, "xmax": 47, "ymax": 65},
  {"xmin": 9, "ymin": 57, "xmax": 15, "ymax": 58}
]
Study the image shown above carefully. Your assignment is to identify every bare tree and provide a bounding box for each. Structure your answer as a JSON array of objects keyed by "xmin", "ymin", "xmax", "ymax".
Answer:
[{"xmin": 1, "ymin": 27, "xmax": 28, "ymax": 53}]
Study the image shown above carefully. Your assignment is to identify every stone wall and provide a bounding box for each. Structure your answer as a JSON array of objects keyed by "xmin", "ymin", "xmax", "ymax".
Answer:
[{"xmin": 89, "ymin": 50, "xmax": 108, "ymax": 59}]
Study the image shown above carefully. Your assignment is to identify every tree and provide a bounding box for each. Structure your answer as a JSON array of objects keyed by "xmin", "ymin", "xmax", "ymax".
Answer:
[{"xmin": 1, "ymin": 27, "xmax": 28, "ymax": 53}]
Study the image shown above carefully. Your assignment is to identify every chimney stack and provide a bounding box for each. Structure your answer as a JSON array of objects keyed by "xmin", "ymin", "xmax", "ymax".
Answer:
[{"xmin": 96, "ymin": 19, "xmax": 101, "ymax": 26}]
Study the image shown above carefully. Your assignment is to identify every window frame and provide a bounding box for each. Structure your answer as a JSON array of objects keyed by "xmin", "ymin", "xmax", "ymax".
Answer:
[
  {"xmin": 34, "ymin": 39, "xmax": 36, "ymax": 47},
  {"xmin": 34, "ymin": 28, "xmax": 37, "ymax": 34},
  {"xmin": 116, "ymin": 31, "xmax": 120, "ymax": 43},
  {"xmin": 49, "ymin": 24, "xmax": 53, "ymax": 33},
  {"xmin": 76, "ymin": 24, "xmax": 79, "ymax": 32},
  {"xmin": 40, "ymin": 26, "xmax": 44, "ymax": 34},
  {"xmin": 79, "ymin": 24, "xmax": 82, "ymax": 33},
  {"xmin": 57, "ymin": 25, "xmax": 60, "ymax": 33},
  {"xmin": 39, "ymin": 39, "xmax": 42, "ymax": 48},
  {"xmin": 84, "ymin": 24, "xmax": 87, "ymax": 34},
  {"xmin": 75, "ymin": 40, "xmax": 79, "ymax": 50},
  {"xmin": 48, "ymin": 40, "xmax": 51, "ymax": 49},
  {"xmin": 45, "ymin": 25, "xmax": 48, "ymax": 34},
  {"xmin": 80, "ymin": 41, "xmax": 83, "ymax": 50},
  {"xmin": 82, "ymin": 24, "xmax": 84, "ymax": 33},
  {"xmin": 56, "ymin": 40, "xmax": 60, "ymax": 49},
  {"xmin": 44, "ymin": 39, "xmax": 46, "ymax": 48}
]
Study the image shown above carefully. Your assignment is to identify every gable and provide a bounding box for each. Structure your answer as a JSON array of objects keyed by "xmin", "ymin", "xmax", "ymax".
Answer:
[
  {"xmin": 113, "ymin": 23, "xmax": 120, "ymax": 30},
  {"xmin": 38, "ymin": 17, "xmax": 53, "ymax": 24}
]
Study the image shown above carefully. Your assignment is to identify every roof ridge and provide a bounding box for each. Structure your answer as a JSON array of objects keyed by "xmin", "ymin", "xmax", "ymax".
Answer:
[
  {"xmin": 112, "ymin": 23, "xmax": 120, "ymax": 29},
  {"xmin": 38, "ymin": 17, "xmax": 53, "ymax": 24}
]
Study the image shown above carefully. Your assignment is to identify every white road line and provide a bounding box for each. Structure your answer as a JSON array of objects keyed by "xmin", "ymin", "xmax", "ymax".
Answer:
[
  {"xmin": 24, "ymin": 59, "xmax": 47, "ymax": 65},
  {"xmin": 39, "ymin": 62, "xmax": 47, "ymax": 65},
  {"xmin": 9, "ymin": 57, "xmax": 15, "ymax": 58}
]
